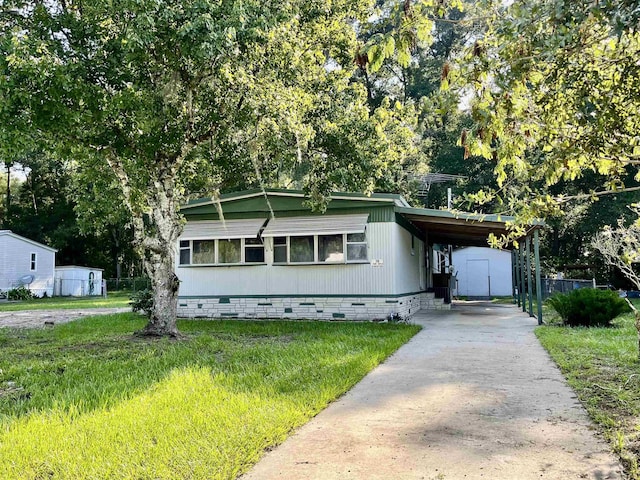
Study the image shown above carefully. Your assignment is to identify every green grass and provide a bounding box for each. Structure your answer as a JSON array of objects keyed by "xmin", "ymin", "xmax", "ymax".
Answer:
[
  {"xmin": 0, "ymin": 314, "xmax": 420, "ymax": 479},
  {"xmin": 536, "ymin": 311, "xmax": 640, "ymax": 478},
  {"xmin": 0, "ymin": 291, "xmax": 130, "ymax": 311}
]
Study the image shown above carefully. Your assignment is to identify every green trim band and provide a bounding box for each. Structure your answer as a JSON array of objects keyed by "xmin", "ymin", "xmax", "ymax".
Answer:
[{"xmin": 179, "ymin": 291, "xmax": 427, "ymax": 300}]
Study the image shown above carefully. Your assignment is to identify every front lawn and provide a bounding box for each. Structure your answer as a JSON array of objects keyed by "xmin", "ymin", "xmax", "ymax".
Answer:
[
  {"xmin": 0, "ymin": 314, "xmax": 420, "ymax": 479},
  {"xmin": 0, "ymin": 290, "xmax": 131, "ymax": 311},
  {"xmin": 536, "ymin": 312, "xmax": 640, "ymax": 478}
]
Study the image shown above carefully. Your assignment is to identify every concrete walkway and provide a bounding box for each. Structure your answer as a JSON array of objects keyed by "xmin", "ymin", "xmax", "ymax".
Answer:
[
  {"xmin": 0, "ymin": 308, "xmax": 129, "ymax": 328},
  {"xmin": 243, "ymin": 302, "xmax": 623, "ymax": 480}
]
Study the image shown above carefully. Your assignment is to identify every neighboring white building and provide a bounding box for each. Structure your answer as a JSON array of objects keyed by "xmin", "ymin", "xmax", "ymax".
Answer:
[
  {"xmin": 175, "ymin": 189, "xmax": 515, "ymax": 321},
  {"xmin": 0, "ymin": 230, "xmax": 56, "ymax": 297},
  {"xmin": 452, "ymin": 246, "xmax": 513, "ymax": 298},
  {"xmin": 54, "ymin": 266, "xmax": 104, "ymax": 296}
]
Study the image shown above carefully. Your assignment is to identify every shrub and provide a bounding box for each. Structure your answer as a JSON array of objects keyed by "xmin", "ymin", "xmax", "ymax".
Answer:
[
  {"xmin": 129, "ymin": 289, "xmax": 154, "ymax": 318},
  {"xmin": 546, "ymin": 288, "xmax": 629, "ymax": 327},
  {"xmin": 7, "ymin": 286, "xmax": 36, "ymax": 301}
]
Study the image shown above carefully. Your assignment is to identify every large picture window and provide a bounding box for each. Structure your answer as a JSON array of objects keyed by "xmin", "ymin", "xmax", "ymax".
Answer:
[
  {"xmin": 290, "ymin": 236, "xmax": 315, "ymax": 263},
  {"xmin": 192, "ymin": 240, "xmax": 215, "ymax": 264},
  {"xmin": 319, "ymin": 234, "xmax": 344, "ymax": 262},
  {"xmin": 218, "ymin": 239, "xmax": 241, "ymax": 264}
]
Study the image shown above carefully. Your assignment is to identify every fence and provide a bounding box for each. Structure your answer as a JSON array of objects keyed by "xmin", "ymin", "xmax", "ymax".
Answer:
[
  {"xmin": 105, "ymin": 277, "xmax": 151, "ymax": 292},
  {"xmin": 540, "ymin": 278, "xmax": 595, "ymax": 300}
]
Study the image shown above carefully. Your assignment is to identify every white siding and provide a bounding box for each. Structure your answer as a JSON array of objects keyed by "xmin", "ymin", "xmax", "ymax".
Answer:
[
  {"xmin": 54, "ymin": 267, "xmax": 103, "ymax": 296},
  {"xmin": 393, "ymin": 224, "xmax": 424, "ymax": 295},
  {"xmin": 177, "ymin": 222, "xmax": 397, "ymax": 296},
  {"xmin": 0, "ymin": 235, "xmax": 55, "ymax": 297},
  {"xmin": 452, "ymin": 247, "xmax": 513, "ymax": 297}
]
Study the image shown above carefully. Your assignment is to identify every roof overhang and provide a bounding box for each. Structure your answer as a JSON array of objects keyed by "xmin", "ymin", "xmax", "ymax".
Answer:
[{"xmin": 395, "ymin": 206, "xmax": 541, "ymax": 247}]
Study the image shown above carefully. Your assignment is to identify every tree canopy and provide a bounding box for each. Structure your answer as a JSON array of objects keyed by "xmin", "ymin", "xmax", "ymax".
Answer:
[
  {"xmin": 0, "ymin": 0, "xmax": 436, "ymax": 335},
  {"xmin": 450, "ymin": 0, "xmax": 640, "ymax": 240}
]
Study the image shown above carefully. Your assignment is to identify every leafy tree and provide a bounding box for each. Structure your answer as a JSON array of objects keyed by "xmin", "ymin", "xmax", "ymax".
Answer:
[
  {"xmin": 1, "ymin": 0, "xmax": 432, "ymax": 336},
  {"xmin": 451, "ymin": 0, "xmax": 640, "ymax": 235}
]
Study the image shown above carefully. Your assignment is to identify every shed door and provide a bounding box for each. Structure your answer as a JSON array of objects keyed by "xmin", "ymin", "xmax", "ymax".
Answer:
[{"xmin": 466, "ymin": 259, "xmax": 490, "ymax": 297}]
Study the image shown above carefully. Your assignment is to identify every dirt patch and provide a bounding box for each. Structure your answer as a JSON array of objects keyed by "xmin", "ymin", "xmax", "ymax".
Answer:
[{"xmin": 0, "ymin": 308, "xmax": 129, "ymax": 329}]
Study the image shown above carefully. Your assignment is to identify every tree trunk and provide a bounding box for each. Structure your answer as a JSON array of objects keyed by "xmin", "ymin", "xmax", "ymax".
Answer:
[
  {"xmin": 139, "ymin": 250, "xmax": 181, "ymax": 337},
  {"xmin": 130, "ymin": 175, "xmax": 183, "ymax": 338}
]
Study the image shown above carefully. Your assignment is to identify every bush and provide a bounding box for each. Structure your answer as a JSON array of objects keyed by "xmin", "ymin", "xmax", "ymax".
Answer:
[
  {"xmin": 7, "ymin": 286, "xmax": 36, "ymax": 301},
  {"xmin": 546, "ymin": 288, "xmax": 629, "ymax": 327},
  {"xmin": 129, "ymin": 289, "xmax": 154, "ymax": 318}
]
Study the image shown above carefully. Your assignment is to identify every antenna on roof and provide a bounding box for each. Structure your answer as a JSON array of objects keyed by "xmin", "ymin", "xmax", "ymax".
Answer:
[{"xmin": 414, "ymin": 173, "xmax": 467, "ymax": 198}]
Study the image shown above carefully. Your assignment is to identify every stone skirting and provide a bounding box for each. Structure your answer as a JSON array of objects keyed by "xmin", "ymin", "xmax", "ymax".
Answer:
[{"xmin": 178, "ymin": 292, "xmax": 449, "ymax": 321}]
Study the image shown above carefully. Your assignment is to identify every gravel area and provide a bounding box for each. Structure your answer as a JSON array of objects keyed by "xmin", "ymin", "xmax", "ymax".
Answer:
[{"xmin": 0, "ymin": 308, "xmax": 130, "ymax": 329}]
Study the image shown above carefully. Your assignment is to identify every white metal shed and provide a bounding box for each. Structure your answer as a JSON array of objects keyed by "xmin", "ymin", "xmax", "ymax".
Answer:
[
  {"xmin": 54, "ymin": 266, "xmax": 104, "ymax": 296},
  {"xmin": 452, "ymin": 247, "xmax": 513, "ymax": 298}
]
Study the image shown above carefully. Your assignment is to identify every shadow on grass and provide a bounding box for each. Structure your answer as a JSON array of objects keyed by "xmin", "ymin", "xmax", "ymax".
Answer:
[{"xmin": 0, "ymin": 313, "xmax": 419, "ymax": 479}]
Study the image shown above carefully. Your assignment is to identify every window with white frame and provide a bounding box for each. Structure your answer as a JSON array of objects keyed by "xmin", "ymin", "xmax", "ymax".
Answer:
[
  {"xmin": 258, "ymin": 213, "xmax": 369, "ymax": 265},
  {"xmin": 178, "ymin": 237, "xmax": 265, "ymax": 266},
  {"xmin": 30, "ymin": 253, "xmax": 37, "ymax": 271},
  {"xmin": 272, "ymin": 232, "xmax": 368, "ymax": 264}
]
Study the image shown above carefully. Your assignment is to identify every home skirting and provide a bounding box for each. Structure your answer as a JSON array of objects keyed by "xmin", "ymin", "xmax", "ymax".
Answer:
[{"xmin": 177, "ymin": 292, "xmax": 448, "ymax": 321}]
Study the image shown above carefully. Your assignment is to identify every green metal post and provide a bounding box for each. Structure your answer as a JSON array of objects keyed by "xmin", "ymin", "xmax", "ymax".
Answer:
[
  {"xmin": 534, "ymin": 229, "xmax": 543, "ymax": 325},
  {"xmin": 520, "ymin": 242, "xmax": 526, "ymax": 312},
  {"xmin": 514, "ymin": 248, "xmax": 521, "ymax": 307},
  {"xmin": 526, "ymin": 235, "xmax": 534, "ymax": 317},
  {"xmin": 511, "ymin": 249, "xmax": 517, "ymax": 304}
]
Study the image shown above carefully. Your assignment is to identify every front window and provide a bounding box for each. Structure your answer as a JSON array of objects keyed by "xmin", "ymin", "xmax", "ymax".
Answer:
[
  {"xmin": 290, "ymin": 236, "xmax": 315, "ymax": 263},
  {"xmin": 244, "ymin": 237, "xmax": 265, "ymax": 263},
  {"xmin": 273, "ymin": 237, "xmax": 287, "ymax": 263},
  {"xmin": 179, "ymin": 240, "xmax": 191, "ymax": 265},
  {"xmin": 30, "ymin": 253, "xmax": 37, "ymax": 271},
  {"xmin": 218, "ymin": 239, "xmax": 241, "ymax": 263},
  {"xmin": 319, "ymin": 234, "xmax": 344, "ymax": 262},
  {"xmin": 346, "ymin": 233, "xmax": 367, "ymax": 262},
  {"xmin": 192, "ymin": 240, "xmax": 215, "ymax": 264}
]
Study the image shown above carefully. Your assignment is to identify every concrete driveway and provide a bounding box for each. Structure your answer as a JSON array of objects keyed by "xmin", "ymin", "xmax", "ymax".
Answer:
[{"xmin": 243, "ymin": 302, "xmax": 623, "ymax": 480}]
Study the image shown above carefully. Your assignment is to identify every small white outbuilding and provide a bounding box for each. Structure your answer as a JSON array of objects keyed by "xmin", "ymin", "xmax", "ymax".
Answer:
[
  {"xmin": 54, "ymin": 266, "xmax": 104, "ymax": 297},
  {"xmin": 0, "ymin": 230, "xmax": 57, "ymax": 297},
  {"xmin": 452, "ymin": 246, "xmax": 513, "ymax": 298}
]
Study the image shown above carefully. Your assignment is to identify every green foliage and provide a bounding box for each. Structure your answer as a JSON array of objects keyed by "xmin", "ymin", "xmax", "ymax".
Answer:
[
  {"xmin": 451, "ymin": 0, "xmax": 640, "ymax": 241},
  {"xmin": 546, "ymin": 288, "xmax": 629, "ymax": 327},
  {"xmin": 129, "ymin": 289, "xmax": 153, "ymax": 318},
  {"xmin": 6, "ymin": 286, "xmax": 35, "ymax": 301},
  {"xmin": 0, "ymin": 314, "xmax": 420, "ymax": 478},
  {"xmin": 536, "ymin": 310, "xmax": 640, "ymax": 478}
]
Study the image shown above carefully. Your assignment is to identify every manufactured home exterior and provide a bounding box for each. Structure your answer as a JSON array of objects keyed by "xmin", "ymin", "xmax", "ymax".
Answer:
[
  {"xmin": 175, "ymin": 189, "xmax": 517, "ymax": 321},
  {"xmin": 0, "ymin": 230, "xmax": 56, "ymax": 297},
  {"xmin": 452, "ymin": 246, "xmax": 513, "ymax": 298},
  {"xmin": 54, "ymin": 266, "xmax": 104, "ymax": 296},
  {"xmin": 176, "ymin": 190, "xmax": 446, "ymax": 320}
]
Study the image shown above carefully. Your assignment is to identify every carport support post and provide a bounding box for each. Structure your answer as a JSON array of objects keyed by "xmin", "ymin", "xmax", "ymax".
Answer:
[
  {"xmin": 520, "ymin": 242, "xmax": 526, "ymax": 312},
  {"xmin": 512, "ymin": 249, "xmax": 518, "ymax": 305},
  {"xmin": 534, "ymin": 229, "xmax": 543, "ymax": 325},
  {"xmin": 526, "ymin": 235, "xmax": 534, "ymax": 317}
]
